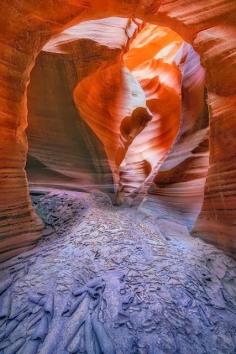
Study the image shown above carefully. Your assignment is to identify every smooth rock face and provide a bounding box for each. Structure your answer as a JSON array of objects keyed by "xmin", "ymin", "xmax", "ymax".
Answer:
[
  {"xmin": 141, "ymin": 44, "xmax": 209, "ymax": 229},
  {"xmin": 0, "ymin": 1, "xmax": 236, "ymax": 258},
  {"xmin": 0, "ymin": 192, "xmax": 236, "ymax": 353},
  {"xmin": 27, "ymin": 51, "xmax": 113, "ymax": 192}
]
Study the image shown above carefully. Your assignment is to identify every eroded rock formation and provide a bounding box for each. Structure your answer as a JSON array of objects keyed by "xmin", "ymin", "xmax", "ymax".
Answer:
[
  {"xmin": 0, "ymin": 0, "xmax": 236, "ymax": 260},
  {"xmin": 27, "ymin": 49, "xmax": 113, "ymax": 192}
]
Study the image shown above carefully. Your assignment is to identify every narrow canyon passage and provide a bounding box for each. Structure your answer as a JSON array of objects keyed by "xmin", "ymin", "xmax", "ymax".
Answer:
[
  {"xmin": 0, "ymin": 191, "xmax": 235, "ymax": 354},
  {"xmin": 1, "ymin": 1, "xmax": 236, "ymax": 353}
]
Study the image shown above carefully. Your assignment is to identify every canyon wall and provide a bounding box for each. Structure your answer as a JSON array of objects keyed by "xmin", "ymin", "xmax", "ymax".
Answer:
[
  {"xmin": 141, "ymin": 45, "xmax": 209, "ymax": 229},
  {"xmin": 27, "ymin": 50, "xmax": 113, "ymax": 193}
]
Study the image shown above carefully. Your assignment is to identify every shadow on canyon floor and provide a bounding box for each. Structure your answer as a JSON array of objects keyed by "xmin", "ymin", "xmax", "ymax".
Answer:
[{"xmin": 0, "ymin": 191, "xmax": 236, "ymax": 354}]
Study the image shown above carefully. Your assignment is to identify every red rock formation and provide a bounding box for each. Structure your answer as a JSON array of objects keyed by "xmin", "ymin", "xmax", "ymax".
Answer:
[
  {"xmin": 194, "ymin": 93, "xmax": 236, "ymax": 251},
  {"xmin": 141, "ymin": 45, "xmax": 209, "ymax": 229},
  {"xmin": 27, "ymin": 50, "xmax": 113, "ymax": 192},
  {"xmin": 120, "ymin": 25, "xmax": 183, "ymax": 203},
  {"xmin": 72, "ymin": 18, "xmax": 151, "ymax": 191},
  {"xmin": 44, "ymin": 23, "xmax": 186, "ymax": 208},
  {"xmin": 0, "ymin": 0, "xmax": 236, "ymax": 260}
]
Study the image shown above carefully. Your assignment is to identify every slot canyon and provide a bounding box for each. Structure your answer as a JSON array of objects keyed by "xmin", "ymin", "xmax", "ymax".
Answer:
[{"xmin": 0, "ymin": 1, "xmax": 236, "ymax": 353}]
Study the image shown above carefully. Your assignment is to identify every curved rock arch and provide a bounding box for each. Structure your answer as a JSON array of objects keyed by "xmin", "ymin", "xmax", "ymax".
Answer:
[{"xmin": 0, "ymin": 0, "xmax": 235, "ymax": 260}]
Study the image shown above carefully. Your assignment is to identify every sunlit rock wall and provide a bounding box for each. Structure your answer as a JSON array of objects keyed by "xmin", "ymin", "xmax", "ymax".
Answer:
[{"xmin": 141, "ymin": 45, "xmax": 209, "ymax": 229}]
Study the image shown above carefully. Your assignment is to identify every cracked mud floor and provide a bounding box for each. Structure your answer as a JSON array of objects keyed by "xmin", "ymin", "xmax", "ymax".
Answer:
[{"xmin": 0, "ymin": 191, "xmax": 236, "ymax": 354}]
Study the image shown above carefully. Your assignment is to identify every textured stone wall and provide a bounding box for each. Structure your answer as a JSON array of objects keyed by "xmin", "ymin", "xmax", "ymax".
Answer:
[{"xmin": 27, "ymin": 51, "xmax": 113, "ymax": 192}]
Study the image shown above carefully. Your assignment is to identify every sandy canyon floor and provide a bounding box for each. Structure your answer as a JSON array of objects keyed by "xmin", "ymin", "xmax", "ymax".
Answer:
[{"xmin": 0, "ymin": 191, "xmax": 236, "ymax": 354}]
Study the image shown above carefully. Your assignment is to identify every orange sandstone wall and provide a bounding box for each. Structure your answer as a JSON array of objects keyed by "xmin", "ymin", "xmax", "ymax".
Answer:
[{"xmin": 141, "ymin": 45, "xmax": 209, "ymax": 229}]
